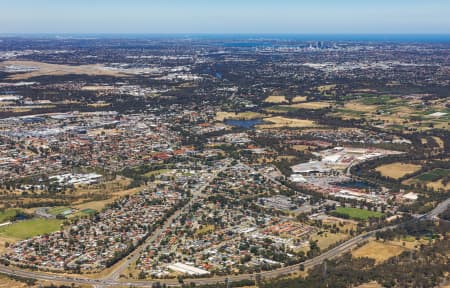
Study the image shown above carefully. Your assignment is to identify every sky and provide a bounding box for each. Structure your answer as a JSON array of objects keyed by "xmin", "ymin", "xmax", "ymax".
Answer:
[{"xmin": 0, "ymin": 0, "xmax": 449, "ymax": 34}]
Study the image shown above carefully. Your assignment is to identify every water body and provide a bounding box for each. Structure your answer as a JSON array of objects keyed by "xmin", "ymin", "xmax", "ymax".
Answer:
[
  {"xmin": 224, "ymin": 119, "xmax": 266, "ymax": 129},
  {"xmin": 8, "ymin": 34, "xmax": 450, "ymax": 43}
]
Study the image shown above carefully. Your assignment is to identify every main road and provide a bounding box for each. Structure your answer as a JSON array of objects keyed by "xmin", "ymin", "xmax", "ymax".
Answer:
[
  {"xmin": 0, "ymin": 194, "xmax": 448, "ymax": 287},
  {"xmin": 105, "ymin": 161, "xmax": 232, "ymax": 282}
]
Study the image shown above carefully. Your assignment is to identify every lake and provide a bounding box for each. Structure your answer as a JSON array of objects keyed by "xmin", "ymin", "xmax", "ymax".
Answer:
[{"xmin": 224, "ymin": 119, "xmax": 266, "ymax": 129}]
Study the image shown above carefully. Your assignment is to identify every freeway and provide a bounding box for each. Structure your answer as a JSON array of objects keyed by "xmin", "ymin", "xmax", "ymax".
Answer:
[{"xmin": 0, "ymin": 195, "xmax": 448, "ymax": 287}]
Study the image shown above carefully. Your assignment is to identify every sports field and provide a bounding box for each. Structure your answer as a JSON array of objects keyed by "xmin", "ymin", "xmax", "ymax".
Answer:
[
  {"xmin": 0, "ymin": 219, "xmax": 63, "ymax": 239},
  {"xmin": 0, "ymin": 209, "xmax": 21, "ymax": 223},
  {"xmin": 331, "ymin": 207, "xmax": 383, "ymax": 221}
]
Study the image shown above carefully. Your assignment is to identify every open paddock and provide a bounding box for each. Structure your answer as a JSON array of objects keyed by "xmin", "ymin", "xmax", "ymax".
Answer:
[
  {"xmin": 375, "ymin": 162, "xmax": 422, "ymax": 179},
  {"xmin": 263, "ymin": 95, "xmax": 288, "ymax": 103},
  {"xmin": 257, "ymin": 116, "xmax": 317, "ymax": 129},
  {"xmin": 352, "ymin": 240, "xmax": 407, "ymax": 264},
  {"xmin": 215, "ymin": 111, "xmax": 265, "ymax": 121}
]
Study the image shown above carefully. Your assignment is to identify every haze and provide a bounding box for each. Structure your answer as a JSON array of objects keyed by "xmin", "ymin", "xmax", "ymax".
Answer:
[{"xmin": 1, "ymin": 0, "xmax": 449, "ymax": 34}]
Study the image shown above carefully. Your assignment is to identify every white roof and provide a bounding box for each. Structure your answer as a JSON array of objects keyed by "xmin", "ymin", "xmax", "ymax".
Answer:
[
  {"xmin": 402, "ymin": 192, "xmax": 418, "ymax": 200},
  {"xmin": 167, "ymin": 263, "xmax": 210, "ymax": 275}
]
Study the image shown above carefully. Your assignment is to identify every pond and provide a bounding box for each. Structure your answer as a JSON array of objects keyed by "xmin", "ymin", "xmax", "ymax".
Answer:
[{"xmin": 224, "ymin": 119, "xmax": 267, "ymax": 129}]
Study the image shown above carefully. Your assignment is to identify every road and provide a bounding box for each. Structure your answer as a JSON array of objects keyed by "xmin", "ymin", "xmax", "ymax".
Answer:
[
  {"xmin": 0, "ymin": 193, "xmax": 448, "ymax": 287},
  {"xmin": 104, "ymin": 161, "xmax": 231, "ymax": 282},
  {"xmin": 0, "ymin": 220, "xmax": 412, "ymax": 287}
]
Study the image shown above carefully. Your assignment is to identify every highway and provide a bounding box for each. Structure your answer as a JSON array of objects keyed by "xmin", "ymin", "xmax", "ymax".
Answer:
[{"xmin": 0, "ymin": 194, "xmax": 447, "ymax": 287}]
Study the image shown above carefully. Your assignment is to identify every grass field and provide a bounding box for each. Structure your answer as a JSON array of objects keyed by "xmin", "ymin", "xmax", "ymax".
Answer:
[
  {"xmin": 0, "ymin": 209, "xmax": 21, "ymax": 223},
  {"xmin": 331, "ymin": 207, "xmax": 383, "ymax": 221},
  {"xmin": 257, "ymin": 116, "xmax": 317, "ymax": 129},
  {"xmin": 292, "ymin": 145, "xmax": 311, "ymax": 151},
  {"xmin": 317, "ymin": 84, "xmax": 337, "ymax": 94},
  {"xmin": 289, "ymin": 102, "xmax": 332, "ymax": 109},
  {"xmin": 375, "ymin": 162, "xmax": 422, "ymax": 179},
  {"xmin": 263, "ymin": 95, "xmax": 288, "ymax": 103},
  {"xmin": 331, "ymin": 96, "xmax": 450, "ymax": 132},
  {"xmin": 74, "ymin": 186, "xmax": 142, "ymax": 212},
  {"xmin": 0, "ymin": 219, "xmax": 63, "ymax": 239},
  {"xmin": 292, "ymin": 96, "xmax": 308, "ymax": 103},
  {"xmin": 47, "ymin": 206, "xmax": 71, "ymax": 216},
  {"xmin": 0, "ymin": 274, "xmax": 28, "ymax": 288},
  {"xmin": 144, "ymin": 169, "xmax": 171, "ymax": 178},
  {"xmin": 352, "ymin": 240, "xmax": 407, "ymax": 263},
  {"xmin": 425, "ymin": 179, "xmax": 450, "ymax": 191},
  {"xmin": 266, "ymin": 102, "xmax": 332, "ymax": 114},
  {"xmin": 416, "ymin": 168, "xmax": 450, "ymax": 182},
  {"xmin": 195, "ymin": 225, "xmax": 215, "ymax": 236},
  {"xmin": 215, "ymin": 111, "xmax": 265, "ymax": 121},
  {"xmin": 356, "ymin": 282, "xmax": 383, "ymax": 288},
  {"xmin": 309, "ymin": 232, "xmax": 349, "ymax": 251},
  {"xmin": 432, "ymin": 136, "xmax": 445, "ymax": 149}
]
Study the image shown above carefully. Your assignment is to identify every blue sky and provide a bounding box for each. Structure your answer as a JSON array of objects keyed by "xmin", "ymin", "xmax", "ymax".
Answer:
[{"xmin": 0, "ymin": 0, "xmax": 449, "ymax": 34}]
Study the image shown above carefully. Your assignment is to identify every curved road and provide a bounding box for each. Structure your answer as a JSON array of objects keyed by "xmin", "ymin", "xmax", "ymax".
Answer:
[{"xmin": 0, "ymin": 198, "xmax": 448, "ymax": 287}]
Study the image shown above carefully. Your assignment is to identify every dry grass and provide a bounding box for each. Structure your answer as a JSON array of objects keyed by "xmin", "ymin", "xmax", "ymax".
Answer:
[
  {"xmin": 0, "ymin": 235, "xmax": 17, "ymax": 253},
  {"xmin": 0, "ymin": 274, "xmax": 29, "ymax": 288},
  {"xmin": 356, "ymin": 282, "xmax": 383, "ymax": 288},
  {"xmin": 195, "ymin": 224, "xmax": 215, "ymax": 236},
  {"xmin": 0, "ymin": 60, "xmax": 127, "ymax": 80},
  {"xmin": 264, "ymin": 95, "xmax": 288, "ymax": 103},
  {"xmin": 317, "ymin": 84, "xmax": 337, "ymax": 93},
  {"xmin": 310, "ymin": 232, "xmax": 349, "ymax": 251},
  {"xmin": 289, "ymin": 102, "xmax": 332, "ymax": 110},
  {"xmin": 257, "ymin": 116, "xmax": 317, "ymax": 129},
  {"xmin": 352, "ymin": 240, "xmax": 406, "ymax": 264},
  {"xmin": 292, "ymin": 145, "xmax": 311, "ymax": 151},
  {"xmin": 81, "ymin": 85, "xmax": 115, "ymax": 91},
  {"xmin": 215, "ymin": 111, "xmax": 264, "ymax": 121},
  {"xmin": 87, "ymin": 102, "xmax": 111, "ymax": 108},
  {"xmin": 322, "ymin": 217, "xmax": 358, "ymax": 232},
  {"xmin": 292, "ymin": 96, "xmax": 308, "ymax": 103},
  {"xmin": 343, "ymin": 102, "xmax": 378, "ymax": 113},
  {"xmin": 433, "ymin": 136, "xmax": 445, "ymax": 149},
  {"xmin": 426, "ymin": 179, "xmax": 450, "ymax": 191},
  {"xmin": 375, "ymin": 162, "xmax": 422, "ymax": 179},
  {"xmin": 73, "ymin": 184, "xmax": 141, "ymax": 212}
]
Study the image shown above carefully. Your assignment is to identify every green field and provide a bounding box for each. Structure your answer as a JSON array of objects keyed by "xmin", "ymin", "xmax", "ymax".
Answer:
[
  {"xmin": 81, "ymin": 208, "xmax": 97, "ymax": 215},
  {"xmin": 144, "ymin": 169, "xmax": 170, "ymax": 178},
  {"xmin": 331, "ymin": 207, "xmax": 384, "ymax": 221},
  {"xmin": 0, "ymin": 219, "xmax": 63, "ymax": 239},
  {"xmin": 0, "ymin": 209, "xmax": 21, "ymax": 223},
  {"xmin": 417, "ymin": 169, "xmax": 450, "ymax": 182},
  {"xmin": 47, "ymin": 206, "xmax": 71, "ymax": 216}
]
